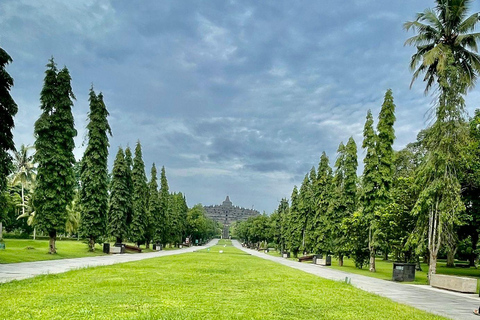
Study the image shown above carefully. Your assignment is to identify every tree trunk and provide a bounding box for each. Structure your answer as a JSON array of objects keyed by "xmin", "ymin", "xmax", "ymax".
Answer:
[
  {"xmin": 428, "ymin": 250, "xmax": 437, "ymax": 284},
  {"xmin": 338, "ymin": 254, "xmax": 344, "ymax": 266},
  {"xmin": 415, "ymin": 255, "xmax": 422, "ymax": 271},
  {"xmin": 33, "ymin": 227, "xmax": 36, "ymax": 240},
  {"xmin": 383, "ymin": 249, "xmax": 388, "ymax": 261},
  {"xmin": 115, "ymin": 237, "xmax": 122, "ymax": 244},
  {"xmin": 469, "ymin": 232, "xmax": 478, "ymax": 267},
  {"xmin": 48, "ymin": 230, "xmax": 57, "ymax": 254},
  {"xmin": 21, "ymin": 183, "xmax": 25, "ymax": 217},
  {"xmin": 446, "ymin": 248, "xmax": 456, "ymax": 267},
  {"xmin": 369, "ymin": 227, "xmax": 376, "ymax": 272},
  {"xmin": 88, "ymin": 237, "xmax": 95, "ymax": 252},
  {"xmin": 369, "ymin": 249, "xmax": 376, "ymax": 272},
  {"xmin": 145, "ymin": 240, "xmax": 150, "ymax": 249}
]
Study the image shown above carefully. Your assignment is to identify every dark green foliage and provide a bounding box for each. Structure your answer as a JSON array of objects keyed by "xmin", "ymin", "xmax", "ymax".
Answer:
[
  {"xmin": 285, "ymin": 186, "xmax": 302, "ymax": 257},
  {"xmin": 108, "ymin": 148, "xmax": 129, "ymax": 243},
  {"xmin": 361, "ymin": 110, "xmax": 379, "ymax": 221},
  {"xmin": 458, "ymin": 110, "xmax": 480, "ymax": 266},
  {"xmin": 34, "ymin": 59, "xmax": 77, "ymax": 253},
  {"xmin": 376, "ymin": 89, "xmax": 396, "ymax": 204},
  {"xmin": 311, "ymin": 152, "xmax": 334, "ymax": 255},
  {"xmin": 79, "ymin": 88, "xmax": 111, "ymax": 250},
  {"xmin": 331, "ymin": 138, "xmax": 358, "ymax": 264},
  {"xmin": 413, "ymin": 57, "xmax": 467, "ymax": 277},
  {"xmin": 360, "ymin": 110, "xmax": 380, "ymax": 270},
  {"xmin": 130, "ymin": 141, "xmax": 148, "ymax": 246},
  {"xmin": 158, "ymin": 166, "xmax": 170, "ymax": 244},
  {"xmin": 169, "ymin": 192, "xmax": 188, "ymax": 244},
  {"xmin": 0, "ymin": 46, "xmax": 17, "ymax": 197},
  {"xmin": 186, "ymin": 204, "xmax": 218, "ymax": 243},
  {"xmin": 147, "ymin": 164, "xmax": 161, "ymax": 244},
  {"xmin": 124, "ymin": 146, "xmax": 134, "ymax": 227},
  {"xmin": 271, "ymin": 198, "xmax": 289, "ymax": 252}
]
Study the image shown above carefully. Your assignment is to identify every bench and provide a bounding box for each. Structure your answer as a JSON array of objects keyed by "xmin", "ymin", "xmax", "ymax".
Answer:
[
  {"xmin": 455, "ymin": 263, "xmax": 471, "ymax": 268},
  {"xmin": 298, "ymin": 255, "xmax": 315, "ymax": 262},
  {"xmin": 430, "ymin": 274, "xmax": 477, "ymax": 293},
  {"xmin": 109, "ymin": 246, "xmax": 122, "ymax": 254},
  {"xmin": 314, "ymin": 255, "xmax": 332, "ymax": 266},
  {"xmin": 124, "ymin": 244, "xmax": 142, "ymax": 253}
]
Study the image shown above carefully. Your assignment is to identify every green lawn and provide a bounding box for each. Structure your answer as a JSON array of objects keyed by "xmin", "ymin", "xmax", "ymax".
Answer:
[
  {"xmin": 0, "ymin": 240, "xmax": 445, "ymax": 320},
  {"xmin": 0, "ymin": 239, "xmax": 106, "ymax": 263},
  {"xmin": 266, "ymin": 249, "xmax": 479, "ymax": 285},
  {"xmin": 0, "ymin": 239, "xmax": 183, "ymax": 264},
  {"xmin": 329, "ymin": 257, "xmax": 480, "ymax": 285}
]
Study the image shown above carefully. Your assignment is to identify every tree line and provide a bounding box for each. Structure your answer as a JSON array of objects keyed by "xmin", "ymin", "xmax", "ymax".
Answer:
[
  {"xmin": 235, "ymin": 0, "xmax": 480, "ymax": 282},
  {"xmin": 0, "ymin": 56, "xmax": 220, "ymax": 253}
]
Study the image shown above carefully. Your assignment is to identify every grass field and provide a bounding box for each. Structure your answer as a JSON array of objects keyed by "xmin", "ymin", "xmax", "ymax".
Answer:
[
  {"xmin": 266, "ymin": 250, "xmax": 479, "ymax": 285},
  {"xmin": 0, "ymin": 239, "xmax": 180, "ymax": 264},
  {"xmin": 0, "ymin": 240, "xmax": 445, "ymax": 320},
  {"xmin": 0, "ymin": 239, "xmax": 106, "ymax": 263}
]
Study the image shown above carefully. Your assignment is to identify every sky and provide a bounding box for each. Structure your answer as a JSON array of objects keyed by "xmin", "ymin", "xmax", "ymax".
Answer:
[{"xmin": 2, "ymin": 0, "xmax": 480, "ymax": 214}]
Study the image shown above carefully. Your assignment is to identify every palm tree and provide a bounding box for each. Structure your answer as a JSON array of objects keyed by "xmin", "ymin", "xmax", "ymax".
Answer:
[
  {"xmin": 11, "ymin": 145, "xmax": 36, "ymax": 219},
  {"xmin": 404, "ymin": 0, "xmax": 480, "ymax": 93}
]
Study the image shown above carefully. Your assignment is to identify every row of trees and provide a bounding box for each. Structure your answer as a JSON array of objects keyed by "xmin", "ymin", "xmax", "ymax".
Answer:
[
  {"xmin": 236, "ymin": 0, "xmax": 480, "ymax": 281},
  {"xmin": 0, "ymin": 53, "xmax": 220, "ymax": 253}
]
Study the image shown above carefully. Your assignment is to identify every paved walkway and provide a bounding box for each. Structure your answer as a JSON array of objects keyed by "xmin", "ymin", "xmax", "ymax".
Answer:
[
  {"xmin": 0, "ymin": 239, "xmax": 218, "ymax": 283},
  {"xmin": 233, "ymin": 240, "xmax": 480, "ymax": 320}
]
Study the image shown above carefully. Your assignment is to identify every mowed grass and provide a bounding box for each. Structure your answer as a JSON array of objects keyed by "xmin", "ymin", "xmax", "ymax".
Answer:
[
  {"xmin": 0, "ymin": 239, "xmax": 106, "ymax": 263},
  {"xmin": 266, "ymin": 250, "xmax": 479, "ymax": 285},
  {"xmin": 0, "ymin": 240, "xmax": 445, "ymax": 320}
]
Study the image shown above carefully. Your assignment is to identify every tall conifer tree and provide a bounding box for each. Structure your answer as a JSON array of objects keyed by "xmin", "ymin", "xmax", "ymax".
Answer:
[
  {"xmin": 312, "ymin": 152, "xmax": 333, "ymax": 255},
  {"xmin": 147, "ymin": 163, "xmax": 161, "ymax": 244},
  {"xmin": 376, "ymin": 89, "xmax": 397, "ymax": 258},
  {"xmin": 159, "ymin": 166, "xmax": 170, "ymax": 245},
  {"xmin": 34, "ymin": 60, "xmax": 77, "ymax": 254},
  {"xmin": 130, "ymin": 141, "xmax": 148, "ymax": 246},
  {"xmin": 124, "ymin": 146, "xmax": 134, "ymax": 231},
  {"xmin": 79, "ymin": 89, "xmax": 111, "ymax": 251},
  {"xmin": 108, "ymin": 147, "xmax": 129, "ymax": 244},
  {"xmin": 148, "ymin": 163, "xmax": 161, "ymax": 245},
  {"xmin": 0, "ymin": 47, "xmax": 18, "ymax": 198},
  {"xmin": 361, "ymin": 110, "xmax": 379, "ymax": 272},
  {"xmin": 285, "ymin": 186, "xmax": 302, "ymax": 257}
]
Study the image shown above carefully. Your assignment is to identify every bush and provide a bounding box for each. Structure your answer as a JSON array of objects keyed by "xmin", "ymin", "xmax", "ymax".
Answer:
[{"xmin": 3, "ymin": 232, "xmax": 31, "ymax": 239}]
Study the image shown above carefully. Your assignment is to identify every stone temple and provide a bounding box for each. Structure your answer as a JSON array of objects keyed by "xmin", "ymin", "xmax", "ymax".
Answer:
[{"xmin": 204, "ymin": 196, "xmax": 260, "ymax": 238}]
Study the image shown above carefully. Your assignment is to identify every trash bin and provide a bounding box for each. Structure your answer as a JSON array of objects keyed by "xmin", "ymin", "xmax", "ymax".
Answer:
[
  {"xmin": 392, "ymin": 263, "xmax": 416, "ymax": 282},
  {"xmin": 282, "ymin": 252, "xmax": 290, "ymax": 258},
  {"xmin": 103, "ymin": 243, "xmax": 110, "ymax": 254}
]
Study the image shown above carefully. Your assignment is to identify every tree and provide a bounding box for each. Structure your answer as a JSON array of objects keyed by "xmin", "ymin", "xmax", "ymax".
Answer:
[
  {"xmin": 459, "ymin": 110, "xmax": 480, "ymax": 266},
  {"xmin": 79, "ymin": 89, "xmax": 111, "ymax": 251},
  {"xmin": 413, "ymin": 55, "xmax": 467, "ymax": 280},
  {"xmin": 0, "ymin": 46, "xmax": 18, "ymax": 207},
  {"xmin": 130, "ymin": 141, "xmax": 148, "ymax": 247},
  {"xmin": 285, "ymin": 186, "xmax": 302, "ymax": 257},
  {"xmin": 34, "ymin": 60, "xmax": 77, "ymax": 254},
  {"xmin": 158, "ymin": 166, "xmax": 170, "ymax": 245},
  {"xmin": 11, "ymin": 145, "xmax": 36, "ymax": 222},
  {"xmin": 361, "ymin": 110, "xmax": 380, "ymax": 272},
  {"xmin": 108, "ymin": 147, "xmax": 129, "ymax": 244},
  {"xmin": 309, "ymin": 152, "xmax": 334, "ymax": 256},
  {"xmin": 375, "ymin": 89, "xmax": 397, "ymax": 260},
  {"xmin": 147, "ymin": 163, "xmax": 161, "ymax": 246},
  {"xmin": 404, "ymin": 0, "xmax": 480, "ymax": 93},
  {"xmin": 124, "ymin": 146, "xmax": 134, "ymax": 230}
]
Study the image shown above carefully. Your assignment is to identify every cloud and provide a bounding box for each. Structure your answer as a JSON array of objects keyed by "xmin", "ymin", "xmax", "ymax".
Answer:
[{"xmin": 3, "ymin": 0, "xmax": 479, "ymax": 213}]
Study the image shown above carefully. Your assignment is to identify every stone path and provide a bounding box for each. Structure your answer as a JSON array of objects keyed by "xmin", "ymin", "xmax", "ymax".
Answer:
[
  {"xmin": 233, "ymin": 240, "xmax": 480, "ymax": 320},
  {"xmin": 0, "ymin": 239, "xmax": 218, "ymax": 284}
]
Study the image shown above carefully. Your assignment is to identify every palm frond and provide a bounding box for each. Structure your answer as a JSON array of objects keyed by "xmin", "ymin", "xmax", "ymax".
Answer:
[{"xmin": 458, "ymin": 12, "xmax": 480, "ymax": 33}]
